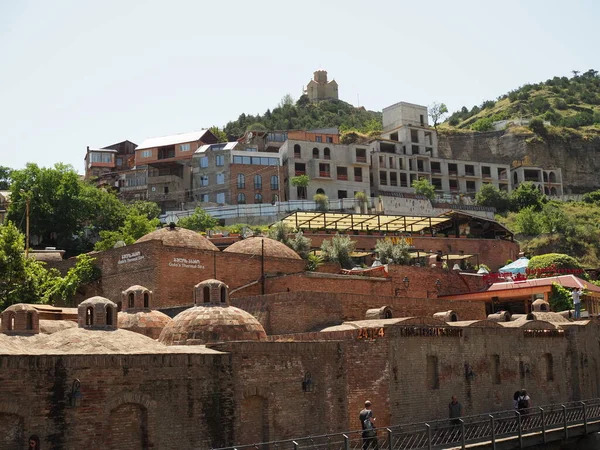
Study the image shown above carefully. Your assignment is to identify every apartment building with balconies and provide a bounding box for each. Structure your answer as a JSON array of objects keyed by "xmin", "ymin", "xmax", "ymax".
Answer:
[
  {"xmin": 281, "ymin": 129, "xmax": 371, "ymax": 201},
  {"xmin": 84, "ymin": 140, "xmax": 137, "ymax": 183},
  {"xmin": 370, "ymin": 102, "xmax": 513, "ymax": 198},
  {"xmin": 192, "ymin": 141, "xmax": 282, "ymax": 206},
  {"xmin": 511, "ymin": 165, "xmax": 563, "ymax": 196},
  {"xmin": 135, "ymin": 130, "xmax": 218, "ymax": 211}
]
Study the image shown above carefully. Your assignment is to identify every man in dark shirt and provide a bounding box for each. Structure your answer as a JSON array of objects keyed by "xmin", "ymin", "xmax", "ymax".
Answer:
[
  {"xmin": 359, "ymin": 400, "xmax": 378, "ymax": 450},
  {"xmin": 449, "ymin": 396, "xmax": 463, "ymax": 425}
]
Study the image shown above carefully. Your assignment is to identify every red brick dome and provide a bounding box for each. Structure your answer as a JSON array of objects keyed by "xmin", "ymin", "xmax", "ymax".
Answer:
[
  {"xmin": 224, "ymin": 237, "xmax": 301, "ymax": 259},
  {"xmin": 118, "ymin": 311, "xmax": 172, "ymax": 340},
  {"xmin": 136, "ymin": 226, "xmax": 219, "ymax": 251},
  {"xmin": 158, "ymin": 305, "xmax": 267, "ymax": 345}
]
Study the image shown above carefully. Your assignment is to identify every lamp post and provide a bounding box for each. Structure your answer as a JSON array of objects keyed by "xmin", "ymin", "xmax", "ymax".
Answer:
[{"xmin": 403, "ymin": 276, "xmax": 410, "ymax": 288}]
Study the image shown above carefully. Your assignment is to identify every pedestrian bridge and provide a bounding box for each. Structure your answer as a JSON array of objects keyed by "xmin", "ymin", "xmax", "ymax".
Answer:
[{"xmin": 214, "ymin": 398, "xmax": 600, "ymax": 450}]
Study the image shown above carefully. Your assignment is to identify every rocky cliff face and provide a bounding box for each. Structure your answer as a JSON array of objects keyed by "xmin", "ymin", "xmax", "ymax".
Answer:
[{"xmin": 438, "ymin": 130, "xmax": 600, "ymax": 194}]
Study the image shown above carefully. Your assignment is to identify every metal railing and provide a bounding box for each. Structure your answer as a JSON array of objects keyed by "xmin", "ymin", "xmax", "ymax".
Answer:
[{"xmin": 212, "ymin": 398, "xmax": 600, "ymax": 450}]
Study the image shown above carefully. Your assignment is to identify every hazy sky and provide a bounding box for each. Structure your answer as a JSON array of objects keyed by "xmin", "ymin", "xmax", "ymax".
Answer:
[{"xmin": 1, "ymin": 0, "xmax": 598, "ymax": 173}]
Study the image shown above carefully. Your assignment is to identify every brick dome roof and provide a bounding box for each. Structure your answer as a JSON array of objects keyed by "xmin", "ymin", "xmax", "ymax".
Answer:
[
  {"xmin": 158, "ymin": 305, "xmax": 267, "ymax": 345},
  {"xmin": 118, "ymin": 310, "xmax": 172, "ymax": 340},
  {"xmin": 224, "ymin": 237, "xmax": 301, "ymax": 260},
  {"xmin": 136, "ymin": 227, "xmax": 219, "ymax": 251}
]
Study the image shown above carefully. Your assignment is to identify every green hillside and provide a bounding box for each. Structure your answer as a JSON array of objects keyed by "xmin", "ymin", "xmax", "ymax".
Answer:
[
  {"xmin": 223, "ymin": 95, "xmax": 382, "ymax": 138},
  {"xmin": 445, "ymin": 69, "xmax": 600, "ymax": 132}
]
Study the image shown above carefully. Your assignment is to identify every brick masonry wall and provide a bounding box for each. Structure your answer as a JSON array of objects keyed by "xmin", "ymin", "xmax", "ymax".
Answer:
[
  {"xmin": 232, "ymin": 291, "xmax": 486, "ymax": 335},
  {"xmin": 0, "ymin": 352, "xmax": 234, "ymax": 450},
  {"xmin": 305, "ymin": 233, "xmax": 520, "ymax": 271}
]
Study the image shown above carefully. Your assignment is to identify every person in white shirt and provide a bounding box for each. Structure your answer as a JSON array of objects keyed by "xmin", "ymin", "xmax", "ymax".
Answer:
[{"xmin": 572, "ymin": 288, "xmax": 582, "ymax": 319}]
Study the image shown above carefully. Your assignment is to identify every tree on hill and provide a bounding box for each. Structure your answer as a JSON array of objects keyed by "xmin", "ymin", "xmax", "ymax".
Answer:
[
  {"xmin": 223, "ymin": 98, "xmax": 382, "ymax": 139},
  {"xmin": 429, "ymin": 102, "xmax": 448, "ymax": 130},
  {"xmin": 527, "ymin": 253, "xmax": 584, "ymax": 278},
  {"xmin": 177, "ymin": 207, "xmax": 218, "ymax": 232},
  {"xmin": 509, "ymin": 182, "xmax": 546, "ymax": 212},
  {"xmin": 0, "ymin": 166, "xmax": 11, "ymax": 190}
]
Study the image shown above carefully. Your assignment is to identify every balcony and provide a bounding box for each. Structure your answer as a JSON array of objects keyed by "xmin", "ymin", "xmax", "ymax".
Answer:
[
  {"xmin": 337, "ymin": 175, "xmax": 348, "ymax": 181},
  {"xmin": 431, "ymin": 168, "xmax": 442, "ymax": 174},
  {"xmin": 319, "ymin": 171, "xmax": 331, "ymax": 178},
  {"xmin": 356, "ymin": 156, "xmax": 367, "ymax": 163},
  {"xmin": 482, "ymin": 173, "xmax": 492, "ymax": 179},
  {"xmin": 465, "ymin": 171, "xmax": 476, "ymax": 177}
]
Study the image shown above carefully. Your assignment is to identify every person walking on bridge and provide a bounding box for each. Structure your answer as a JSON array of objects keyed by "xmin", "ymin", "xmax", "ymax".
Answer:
[{"xmin": 359, "ymin": 400, "xmax": 378, "ymax": 450}]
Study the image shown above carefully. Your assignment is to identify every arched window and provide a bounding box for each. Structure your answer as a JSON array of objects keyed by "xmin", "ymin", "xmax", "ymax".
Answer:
[
  {"xmin": 313, "ymin": 147, "xmax": 319, "ymax": 159},
  {"xmin": 254, "ymin": 175, "xmax": 262, "ymax": 189},
  {"xmin": 294, "ymin": 144, "xmax": 301, "ymax": 158},
  {"xmin": 324, "ymin": 147, "xmax": 331, "ymax": 160},
  {"xmin": 86, "ymin": 307, "xmax": 94, "ymax": 326},
  {"xmin": 106, "ymin": 306, "xmax": 113, "ymax": 326},
  {"xmin": 7, "ymin": 313, "xmax": 15, "ymax": 331},
  {"xmin": 255, "ymin": 193, "xmax": 263, "ymax": 204},
  {"xmin": 543, "ymin": 172, "xmax": 548, "ymax": 182},
  {"xmin": 271, "ymin": 175, "xmax": 279, "ymax": 190},
  {"xmin": 26, "ymin": 312, "xmax": 33, "ymax": 330},
  {"xmin": 220, "ymin": 286, "xmax": 226, "ymax": 303},
  {"xmin": 544, "ymin": 187, "xmax": 549, "ymax": 195},
  {"xmin": 238, "ymin": 193, "xmax": 246, "ymax": 204},
  {"xmin": 237, "ymin": 173, "xmax": 245, "ymax": 189},
  {"xmin": 550, "ymin": 187, "xmax": 557, "ymax": 196},
  {"xmin": 316, "ymin": 188, "xmax": 325, "ymax": 195},
  {"xmin": 128, "ymin": 292, "xmax": 135, "ymax": 308},
  {"xmin": 549, "ymin": 171, "xmax": 556, "ymax": 183},
  {"xmin": 143, "ymin": 292, "xmax": 149, "ymax": 308},
  {"xmin": 203, "ymin": 286, "xmax": 210, "ymax": 303}
]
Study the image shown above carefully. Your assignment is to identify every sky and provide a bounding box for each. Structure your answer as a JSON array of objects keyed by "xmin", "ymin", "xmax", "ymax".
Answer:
[{"xmin": 1, "ymin": 0, "xmax": 598, "ymax": 173}]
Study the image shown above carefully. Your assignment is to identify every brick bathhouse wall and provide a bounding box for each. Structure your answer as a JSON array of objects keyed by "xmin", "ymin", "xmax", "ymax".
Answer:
[
  {"xmin": 232, "ymin": 291, "xmax": 486, "ymax": 335},
  {"xmin": 306, "ymin": 233, "xmax": 520, "ymax": 272},
  {"xmin": 0, "ymin": 352, "xmax": 235, "ymax": 449}
]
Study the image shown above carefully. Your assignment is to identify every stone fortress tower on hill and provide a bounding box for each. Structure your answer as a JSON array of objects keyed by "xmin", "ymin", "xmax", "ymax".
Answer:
[{"xmin": 304, "ymin": 69, "xmax": 339, "ymax": 102}]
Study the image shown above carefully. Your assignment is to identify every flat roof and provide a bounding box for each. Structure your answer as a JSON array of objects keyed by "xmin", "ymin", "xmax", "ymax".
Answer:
[{"xmin": 281, "ymin": 212, "xmax": 452, "ymax": 233}]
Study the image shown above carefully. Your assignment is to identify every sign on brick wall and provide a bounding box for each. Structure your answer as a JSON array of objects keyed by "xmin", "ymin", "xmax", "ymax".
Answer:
[
  {"xmin": 118, "ymin": 251, "xmax": 144, "ymax": 265},
  {"xmin": 168, "ymin": 257, "xmax": 205, "ymax": 269}
]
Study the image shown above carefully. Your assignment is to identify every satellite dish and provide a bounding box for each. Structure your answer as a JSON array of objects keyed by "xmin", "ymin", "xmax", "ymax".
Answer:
[
  {"xmin": 113, "ymin": 240, "xmax": 126, "ymax": 248},
  {"xmin": 164, "ymin": 215, "xmax": 179, "ymax": 224},
  {"xmin": 246, "ymin": 132, "xmax": 254, "ymax": 144},
  {"xmin": 241, "ymin": 226, "xmax": 254, "ymax": 239}
]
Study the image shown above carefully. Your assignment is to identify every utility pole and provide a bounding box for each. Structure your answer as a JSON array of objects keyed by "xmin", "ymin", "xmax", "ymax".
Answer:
[{"xmin": 25, "ymin": 195, "xmax": 30, "ymax": 257}]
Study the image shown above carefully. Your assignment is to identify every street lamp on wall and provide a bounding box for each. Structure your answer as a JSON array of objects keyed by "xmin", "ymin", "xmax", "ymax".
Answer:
[
  {"xmin": 302, "ymin": 372, "xmax": 313, "ymax": 392},
  {"xmin": 403, "ymin": 277, "xmax": 410, "ymax": 288}
]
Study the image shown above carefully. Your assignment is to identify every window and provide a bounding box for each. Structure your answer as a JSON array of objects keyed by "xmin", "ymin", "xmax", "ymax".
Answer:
[
  {"xmin": 200, "ymin": 157, "xmax": 209, "ymax": 168},
  {"xmin": 338, "ymin": 190, "xmax": 347, "ymax": 199},
  {"xmin": 390, "ymin": 132, "xmax": 398, "ymax": 141},
  {"xmin": 180, "ymin": 143, "xmax": 191, "ymax": 151},
  {"xmin": 237, "ymin": 173, "xmax": 245, "ymax": 189},
  {"xmin": 245, "ymin": 147, "xmax": 257, "ymax": 152},
  {"xmin": 379, "ymin": 171, "xmax": 387, "ymax": 185},
  {"xmin": 412, "ymin": 145, "xmax": 419, "ymax": 155},
  {"xmin": 294, "ymin": 144, "xmax": 301, "ymax": 158},
  {"xmin": 106, "ymin": 306, "xmax": 113, "ymax": 326},
  {"xmin": 466, "ymin": 181, "xmax": 476, "ymax": 192},
  {"xmin": 315, "ymin": 136, "xmax": 322, "ymax": 143},
  {"xmin": 238, "ymin": 193, "xmax": 246, "ymax": 204},
  {"xmin": 254, "ymin": 175, "xmax": 262, "ymax": 189},
  {"xmin": 200, "ymin": 175, "xmax": 209, "ymax": 186},
  {"xmin": 316, "ymin": 188, "xmax": 325, "ymax": 195},
  {"xmin": 86, "ymin": 307, "xmax": 94, "ymax": 326},
  {"xmin": 356, "ymin": 148, "xmax": 367, "ymax": 163},
  {"xmin": 270, "ymin": 175, "xmax": 279, "ymax": 190},
  {"xmin": 390, "ymin": 172, "xmax": 397, "ymax": 186},
  {"xmin": 465, "ymin": 165, "xmax": 475, "ymax": 176},
  {"xmin": 482, "ymin": 166, "xmax": 491, "ymax": 178},
  {"xmin": 163, "ymin": 186, "xmax": 169, "ymax": 194},
  {"xmin": 337, "ymin": 166, "xmax": 348, "ymax": 180},
  {"xmin": 200, "ymin": 194, "xmax": 209, "ymax": 203},
  {"xmin": 128, "ymin": 293, "xmax": 135, "ymax": 308},
  {"xmin": 216, "ymin": 173, "xmax": 225, "ymax": 185},
  {"xmin": 203, "ymin": 286, "xmax": 210, "ymax": 303},
  {"xmin": 90, "ymin": 152, "xmax": 113, "ymax": 163},
  {"xmin": 143, "ymin": 292, "xmax": 149, "ymax": 308},
  {"xmin": 400, "ymin": 173, "xmax": 408, "ymax": 187},
  {"xmin": 420, "ymin": 114, "xmax": 425, "ymax": 126},
  {"xmin": 432, "ymin": 178, "xmax": 442, "ymax": 190},
  {"xmin": 142, "ymin": 150, "xmax": 152, "ymax": 158},
  {"xmin": 491, "ymin": 354, "xmax": 501, "ymax": 385},
  {"xmin": 216, "ymin": 155, "xmax": 224, "ymax": 166},
  {"xmin": 324, "ymin": 147, "xmax": 331, "ymax": 160},
  {"xmin": 354, "ymin": 167, "xmax": 363, "ymax": 182},
  {"xmin": 255, "ymin": 193, "xmax": 263, "ymax": 204},
  {"xmin": 26, "ymin": 312, "xmax": 33, "ymax": 330},
  {"xmin": 449, "ymin": 179, "xmax": 459, "ymax": 191},
  {"xmin": 448, "ymin": 163, "xmax": 458, "ymax": 175},
  {"xmin": 295, "ymin": 163, "xmax": 306, "ymax": 175},
  {"xmin": 318, "ymin": 163, "xmax": 330, "ymax": 177},
  {"xmin": 411, "ymin": 129, "xmax": 419, "ymax": 143},
  {"xmin": 216, "ymin": 192, "xmax": 225, "ymax": 204},
  {"xmin": 220, "ymin": 286, "xmax": 227, "ymax": 303},
  {"xmin": 545, "ymin": 353, "xmax": 554, "ymax": 381},
  {"xmin": 427, "ymin": 355, "xmax": 439, "ymax": 389},
  {"xmin": 326, "ymin": 136, "xmax": 333, "ymax": 143},
  {"xmin": 431, "ymin": 162, "xmax": 441, "ymax": 174},
  {"xmin": 424, "ymin": 132, "xmax": 432, "ymax": 146},
  {"xmin": 313, "ymin": 147, "xmax": 320, "ymax": 159}
]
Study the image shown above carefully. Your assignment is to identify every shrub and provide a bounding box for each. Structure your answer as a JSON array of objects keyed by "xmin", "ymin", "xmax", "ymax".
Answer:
[
  {"xmin": 549, "ymin": 283, "xmax": 574, "ymax": 311},
  {"xmin": 313, "ymin": 193, "xmax": 329, "ymax": 211},
  {"xmin": 320, "ymin": 233, "xmax": 356, "ymax": 269},
  {"xmin": 529, "ymin": 118, "xmax": 547, "ymax": 135},
  {"xmin": 513, "ymin": 207, "xmax": 543, "ymax": 236},
  {"xmin": 554, "ymin": 98, "xmax": 568, "ymax": 110},
  {"xmin": 528, "ymin": 253, "xmax": 584, "ymax": 277},
  {"xmin": 374, "ymin": 238, "xmax": 411, "ymax": 265},
  {"xmin": 471, "ymin": 118, "xmax": 494, "ymax": 132}
]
